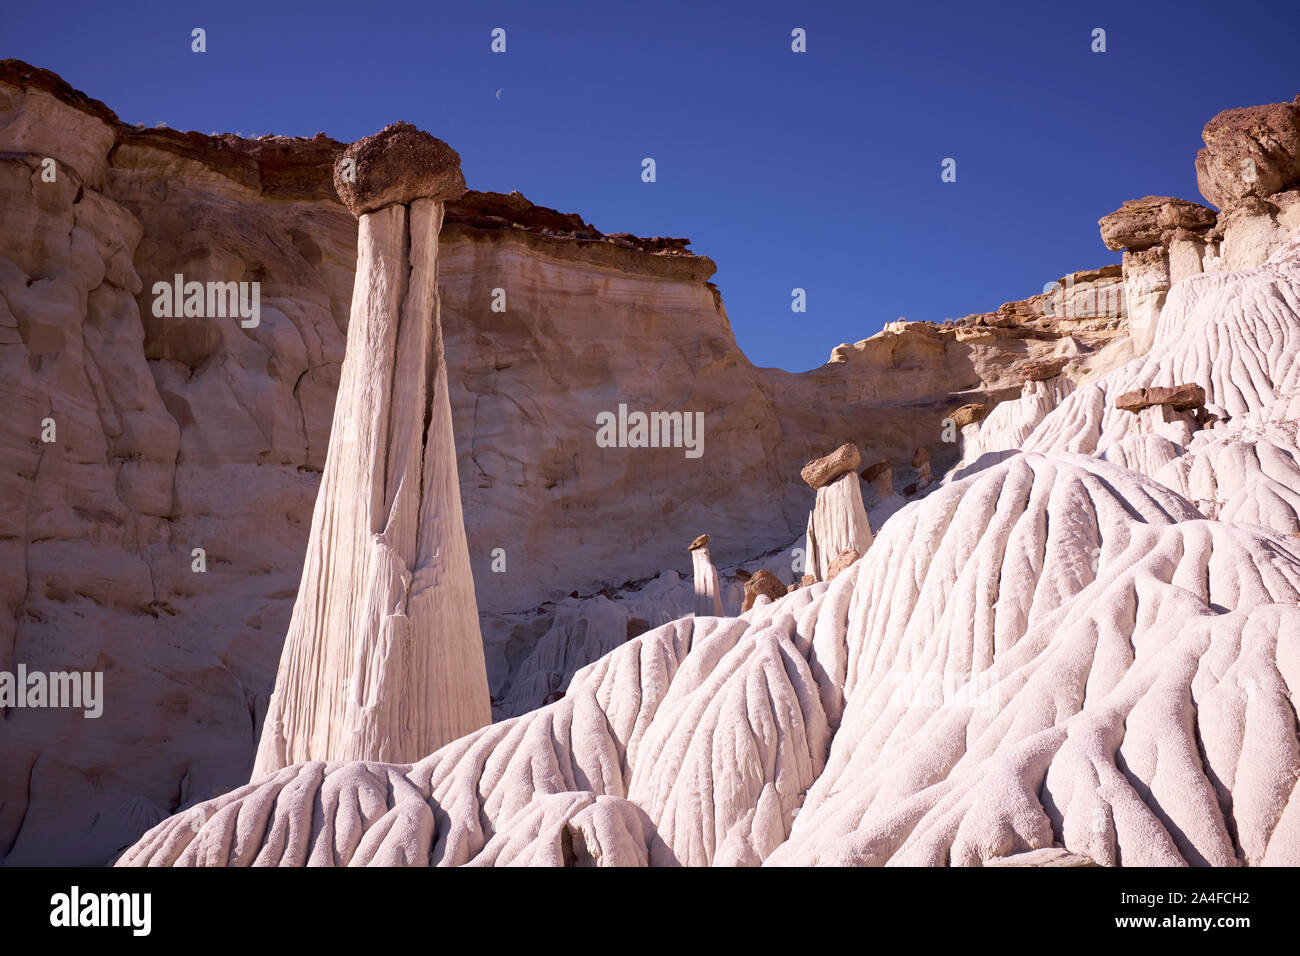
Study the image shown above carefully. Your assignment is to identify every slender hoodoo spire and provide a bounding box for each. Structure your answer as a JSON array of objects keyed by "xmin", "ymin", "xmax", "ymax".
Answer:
[
  {"xmin": 253, "ymin": 123, "xmax": 491, "ymax": 778},
  {"xmin": 688, "ymin": 533, "xmax": 723, "ymax": 617}
]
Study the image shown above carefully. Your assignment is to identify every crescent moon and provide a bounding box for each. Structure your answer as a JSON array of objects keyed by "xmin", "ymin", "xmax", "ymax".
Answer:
[{"xmin": 495, "ymin": 88, "xmax": 503, "ymax": 100}]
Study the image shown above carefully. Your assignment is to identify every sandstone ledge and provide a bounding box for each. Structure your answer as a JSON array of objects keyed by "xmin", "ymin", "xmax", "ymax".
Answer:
[{"xmin": 1098, "ymin": 196, "xmax": 1216, "ymax": 252}]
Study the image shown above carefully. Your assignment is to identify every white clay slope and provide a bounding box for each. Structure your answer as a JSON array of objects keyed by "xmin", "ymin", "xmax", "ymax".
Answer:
[
  {"xmin": 962, "ymin": 239, "xmax": 1300, "ymax": 544},
  {"xmin": 119, "ymin": 235, "xmax": 1300, "ymax": 869},
  {"xmin": 118, "ymin": 458, "xmax": 1300, "ymax": 866}
]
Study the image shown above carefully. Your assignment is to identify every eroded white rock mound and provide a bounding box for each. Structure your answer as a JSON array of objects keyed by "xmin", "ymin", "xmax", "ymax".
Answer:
[{"xmin": 119, "ymin": 451, "xmax": 1300, "ymax": 866}]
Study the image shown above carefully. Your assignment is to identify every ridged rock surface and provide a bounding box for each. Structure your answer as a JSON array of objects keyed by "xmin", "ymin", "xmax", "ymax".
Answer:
[
  {"xmin": 252, "ymin": 193, "xmax": 493, "ymax": 777},
  {"xmin": 120, "ymin": 450, "xmax": 1300, "ymax": 867},
  {"xmin": 1016, "ymin": 241, "xmax": 1300, "ymax": 466},
  {"xmin": 0, "ymin": 62, "xmax": 1136, "ymax": 863},
  {"xmin": 121, "ymin": 238, "xmax": 1300, "ymax": 867}
]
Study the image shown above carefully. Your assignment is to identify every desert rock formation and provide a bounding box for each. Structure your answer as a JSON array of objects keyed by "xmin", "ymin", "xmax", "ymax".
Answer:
[
  {"xmin": 0, "ymin": 60, "xmax": 806, "ymax": 862},
  {"xmin": 801, "ymin": 444, "xmax": 872, "ymax": 583},
  {"xmin": 688, "ymin": 535, "xmax": 723, "ymax": 618},
  {"xmin": 122, "ymin": 231, "xmax": 1300, "ymax": 868},
  {"xmin": 1099, "ymin": 197, "xmax": 1219, "ymax": 355},
  {"xmin": 251, "ymin": 127, "xmax": 490, "ymax": 778},
  {"xmin": 1195, "ymin": 97, "xmax": 1300, "ymax": 274},
  {"xmin": 0, "ymin": 61, "xmax": 1133, "ymax": 868},
  {"xmin": 740, "ymin": 569, "xmax": 787, "ymax": 613},
  {"xmin": 8, "ymin": 59, "xmax": 1300, "ymax": 866}
]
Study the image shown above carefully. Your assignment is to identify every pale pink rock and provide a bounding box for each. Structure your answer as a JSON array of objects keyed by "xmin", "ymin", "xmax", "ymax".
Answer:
[
  {"xmin": 252, "ymin": 137, "xmax": 491, "ymax": 776},
  {"xmin": 119, "ymin": 449, "xmax": 1300, "ymax": 868},
  {"xmin": 803, "ymin": 471, "xmax": 873, "ymax": 582},
  {"xmin": 10, "ymin": 64, "xmax": 1300, "ymax": 871},
  {"xmin": 687, "ymin": 534, "xmax": 723, "ymax": 618}
]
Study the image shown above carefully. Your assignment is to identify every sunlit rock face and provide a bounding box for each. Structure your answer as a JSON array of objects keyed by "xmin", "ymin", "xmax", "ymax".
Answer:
[
  {"xmin": 19, "ymin": 61, "xmax": 1300, "ymax": 868},
  {"xmin": 252, "ymin": 124, "xmax": 493, "ymax": 780},
  {"xmin": 1099, "ymin": 196, "xmax": 1218, "ymax": 355},
  {"xmin": 120, "ymin": 232, "xmax": 1300, "ymax": 868}
]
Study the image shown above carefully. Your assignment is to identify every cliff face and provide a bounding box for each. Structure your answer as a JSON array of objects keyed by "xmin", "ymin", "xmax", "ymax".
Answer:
[{"xmin": 0, "ymin": 60, "xmax": 1132, "ymax": 863}]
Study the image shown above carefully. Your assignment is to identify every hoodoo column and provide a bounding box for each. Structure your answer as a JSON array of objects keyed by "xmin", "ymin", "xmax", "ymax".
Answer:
[
  {"xmin": 688, "ymin": 533, "xmax": 723, "ymax": 617},
  {"xmin": 253, "ymin": 123, "xmax": 491, "ymax": 778},
  {"xmin": 802, "ymin": 442, "xmax": 873, "ymax": 583}
]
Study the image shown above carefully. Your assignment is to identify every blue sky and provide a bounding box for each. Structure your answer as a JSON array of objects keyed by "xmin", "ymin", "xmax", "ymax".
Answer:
[{"xmin": 5, "ymin": 0, "xmax": 1298, "ymax": 371}]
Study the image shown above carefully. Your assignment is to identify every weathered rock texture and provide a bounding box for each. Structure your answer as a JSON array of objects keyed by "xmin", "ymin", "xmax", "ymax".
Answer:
[
  {"xmin": 1196, "ymin": 98, "xmax": 1300, "ymax": 209},
  {"xmin": 740, "ymin": 570, "xmax": 786, "ymax": 613},
  {"xmin": 0, "ymin": 58, "xmax": 1145, "ymax": 864},
  {"xmin": 825, "ymin": 549, "xmax": 860, "ymax": 581},
  {"xmin": 332, "ymin": 123, "xmax": 466, "ymax": 216},
  {"xmin": 1099, "ymin": 196, "xmax": 1217, "ymax": 252},
  {"xmin": 252, "ymin": 132, "xmax": 490, "ymax": 779},
  {"xmin": 0, "ymin": 60, "xmax": 812, "ymax": 863},
  {"xmin": 1018, "ymin": 357, "xmax": 1069, "ymax": 382},
  {"xmin": 862, "ymin": 460, "xmax": 893, "ymax": 501},
  {"xmin": 1113, "ymin": 384, "xmax": 1206, "ymax": 413},
  {"xmin": 15, "ymin": 64, "xmax": 1300, "ymax": 867},
  {"xmin": 800, "ymin": 443, "xmax": 860, "ymax": 489},
  {"xmin": 120, "ymin": 230, "xmax": 1300, "ymax": 868},
  {"xmin": 1191, "ymin": 99, "xmax": 1300, "ymax": 283},
  {"xmin": 121, "ymin": 446, "xmax": 1300, "ymax": 866},
  {"xmin": 949, "ymin": 403, "xmax": 985, "ymax": 428},
  {"xmin": 688, "ymin": 535, "xmax": 723, "ymax": 618},
  {"xmin": 804, "ymin": 469, "xmax": 872, "ymax": 583},
  {"xmin": 1099, "ymin": 197, "xmax": 1220, "ymax": 355},
  {"xmin": 0, "ymin": 60, "xmax": 1135, "ymax": 863}
]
